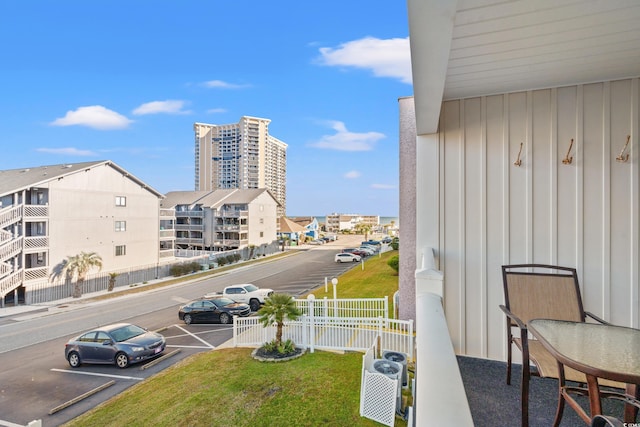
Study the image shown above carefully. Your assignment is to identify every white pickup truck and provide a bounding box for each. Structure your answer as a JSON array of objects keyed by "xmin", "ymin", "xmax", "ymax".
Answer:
[{"xmin": 209, "ymin": 284, "xmax": 274, "ymax": 311}]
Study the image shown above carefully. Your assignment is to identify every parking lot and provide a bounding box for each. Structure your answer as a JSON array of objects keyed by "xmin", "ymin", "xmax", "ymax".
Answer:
[{"xmin": 0, "ymin": 236, "xmax": 376, "ymax": 426}]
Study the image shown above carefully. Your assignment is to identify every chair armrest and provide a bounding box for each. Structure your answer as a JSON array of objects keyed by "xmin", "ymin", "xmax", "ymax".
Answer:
[
  {"xmin": 499, "ymin": 305, "xmax": 527, "ymax": 330},
  {"xmin": 585, "ymin": 311, "xmax": 612, "ymax": 325}
]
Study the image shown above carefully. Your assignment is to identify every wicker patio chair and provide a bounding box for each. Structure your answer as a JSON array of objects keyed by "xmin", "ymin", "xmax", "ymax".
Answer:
[{"xmin": 499, "ymin": 264, "xmax": 622, "ymax": 427}]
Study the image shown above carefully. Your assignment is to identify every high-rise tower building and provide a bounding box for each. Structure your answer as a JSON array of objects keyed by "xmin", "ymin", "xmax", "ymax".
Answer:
[{"xmin": 194, "ymin": 116, "xmax": 287, "ymax": 217}]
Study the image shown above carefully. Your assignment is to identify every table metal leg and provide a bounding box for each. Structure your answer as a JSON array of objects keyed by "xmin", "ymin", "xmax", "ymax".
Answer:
[
  {"xmin": 624, "ymin": 384, "xmax": 639, "ymax": 423},
  {"xmin": 586, "ymin": 375, "xmax": 602, "ymax": 420}
]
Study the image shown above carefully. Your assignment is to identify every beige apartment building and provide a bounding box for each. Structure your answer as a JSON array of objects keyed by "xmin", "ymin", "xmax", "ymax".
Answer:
[
  {"xmin": 161, "ymin": 188, "xmax": 279, "ymax": 252},
  {"xmin": 325, "ymin": 213, "xmax": 379, "ymax": 233},
  {"xmin": 194, "ymin": 117, "xmax": 287, "ymax": 217},
  {"xmin": 0, "ymin": 161, "xmax": 165, "ymax": 306}
]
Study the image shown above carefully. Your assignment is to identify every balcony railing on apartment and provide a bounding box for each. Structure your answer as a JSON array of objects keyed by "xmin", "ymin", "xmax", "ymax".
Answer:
[
  {"xmin": 174, "ymin": 224, "xmax": 204, "ymax": 231},
  {"xmin": 218, "ymin": 210, "xmax": 248, "ymax": 218},
  {"xmin": 24, "ymin": 204, "xmax": 48, "ymax": 218},
  {"xmin": 175, "ymin": 238, "xmax": 204, "ymax": 245},
  {"xmin": 214, "ymin": 225, "xmax": 248, "ymax": 232},
  {"xmin": 24, "ymin": 236, "xmax": 49, "ymax": 252},
  {"xmin": 24, "ymin": 266, "xmax": 48, "ymax": 282},
  {"xmin": 159, "ymin": 230, "xmax": 175, "ymax": 239},
  {"xmin": 175, "ymin": 211, "xmax": 204, "ymax": 217},
  {"xmin": 159, "ymin": 209, "xmax": 176, "ymax": 218}
]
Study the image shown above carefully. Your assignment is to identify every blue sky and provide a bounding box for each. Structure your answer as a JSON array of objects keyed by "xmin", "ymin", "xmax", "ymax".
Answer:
[{"xmin": 0, "ymin": 1, "xmax": 411, "ymax": 217}]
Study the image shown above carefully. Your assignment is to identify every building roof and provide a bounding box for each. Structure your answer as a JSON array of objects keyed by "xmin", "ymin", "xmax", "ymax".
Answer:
[
  {"xmin": 288, "ymin": 216, "xmax": 316, "ymax": 226},
  {"xmin": 161, "ymin": 188, "xmax": 278, "ymax": 209},
  {"xmin": 279, "ymin": 217, "xmax": 307, "ymax": 233},
  {"xmin": 407, "ymin": 0, "xmax": 640, "ymax": 134},
  {"xmin": 0, "ymin": 160, "xmax": 164, "ymax": 199}
]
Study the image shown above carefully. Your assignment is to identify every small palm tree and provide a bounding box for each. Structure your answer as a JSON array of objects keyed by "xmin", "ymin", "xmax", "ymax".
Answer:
[
  {"xmin": 62, "ymin": 252, "xmax": 103, "ymax": 298},
  {"xmin": 354, "ymin": 223, "xmax": 372, "ymax": 241},
  {"xmin": 107, "ymin": 272, "xmax": 118, "ymax": 292},
  {"xmin": 258, "ymin": 293, "xmax": 302, "ymax": 347}
]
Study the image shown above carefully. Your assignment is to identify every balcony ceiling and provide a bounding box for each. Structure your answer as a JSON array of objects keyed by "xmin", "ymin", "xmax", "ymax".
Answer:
[{"xmin": 407, "ymin": 0, "xmax": 640, "ymax": 134}]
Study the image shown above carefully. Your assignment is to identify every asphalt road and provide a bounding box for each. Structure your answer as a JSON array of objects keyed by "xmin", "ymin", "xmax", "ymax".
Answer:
[{"xmin": 0, "ymin": 235, "xmax": 367, "ymax": 427}]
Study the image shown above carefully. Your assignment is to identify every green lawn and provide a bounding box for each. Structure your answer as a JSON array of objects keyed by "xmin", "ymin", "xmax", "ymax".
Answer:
[{"xmin": 63, "ymin": 249, "xmax": 405, "ymax": 427}]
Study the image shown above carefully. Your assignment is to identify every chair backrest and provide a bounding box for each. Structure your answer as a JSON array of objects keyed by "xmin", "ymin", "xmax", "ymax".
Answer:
[{"xmin": 502, "ymin": 264, "xmax": 585, "ymax": 325}]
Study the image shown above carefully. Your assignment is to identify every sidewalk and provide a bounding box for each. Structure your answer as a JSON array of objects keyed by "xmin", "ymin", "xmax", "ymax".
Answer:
[{"xmin": 0, "ymin": 247, "xmax": 306, "ymax": 321}]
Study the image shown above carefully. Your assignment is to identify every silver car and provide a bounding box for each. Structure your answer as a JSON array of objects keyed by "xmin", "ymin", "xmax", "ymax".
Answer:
[{"xmin": 64, "ymin": 323, "xmax": 166, "ymax": 369}]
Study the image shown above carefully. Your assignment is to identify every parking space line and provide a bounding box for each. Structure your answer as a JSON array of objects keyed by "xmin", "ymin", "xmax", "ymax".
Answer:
[
  {"xmin": 173, "ymin": 324, "xmax": 216, "ymax": 349},
  {"xmin": 166, "ymin": 344, "xmax": 212, "ymax": 349},
  {"xmin": 51, "ymin": 368, "xmax": 144, "ymax": 381}
]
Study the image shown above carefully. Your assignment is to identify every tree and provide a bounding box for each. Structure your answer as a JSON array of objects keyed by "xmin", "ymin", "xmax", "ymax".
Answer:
[
  {"xmin": 62, "ymin": 252, "xmax": 103, "ymax": 298},
  {"xmin": 107, "ymin": 272, "xmax": 118, "ymax": 292},
  {"xmin": 354, "ymin": 223, "xmax": 372, "ymax": 240},
  {"xmin": 257, "ymin": 293, "xmax": 302, "ymax": 348}
]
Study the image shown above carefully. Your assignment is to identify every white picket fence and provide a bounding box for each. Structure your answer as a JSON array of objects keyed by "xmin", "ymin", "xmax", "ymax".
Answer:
[
  {"xmin": 294, "ymin": 296, "xmax": 389, "ymax": 319},
  {"xmin": 233, "ymin": 314, "xmax": 414, "ymax": 360}
]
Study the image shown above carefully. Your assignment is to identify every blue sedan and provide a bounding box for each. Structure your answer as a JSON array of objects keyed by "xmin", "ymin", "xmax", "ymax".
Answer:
[{"xmin": 64, "ymin": 323, "xmax": 166, "ymax": 369}]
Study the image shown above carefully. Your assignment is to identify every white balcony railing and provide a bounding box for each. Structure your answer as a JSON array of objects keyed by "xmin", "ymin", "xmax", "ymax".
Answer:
[
  {"xmin": 24, "ymin": 266, "xmax": 48, "ymax": 282},
  {"xmin": 24, "ymin": 236, "xmax": 49, "ymax": 252}
]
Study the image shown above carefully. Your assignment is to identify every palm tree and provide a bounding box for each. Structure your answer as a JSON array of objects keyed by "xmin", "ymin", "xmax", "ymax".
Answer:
[
  {"xmin": 107, "ymin": 272, "xmax": 118, "ymax": 292},
  {"xmin": 62, "ymin": 252, "xmax": 103, "ymax": 298},
  {"xmin": 354, "ymin": 223, "xmax": 372, "ymax": 241},
  {"xmin": 257, "ymin": 293, "xmax": 302, "ymax": 347}
]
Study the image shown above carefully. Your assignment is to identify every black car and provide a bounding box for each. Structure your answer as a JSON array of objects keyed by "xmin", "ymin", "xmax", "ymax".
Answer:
[
  {"xmin": 178, "ymin": 296, "xmax": 251, "ymax": 325},
  {"xmin": 64, "ymin": 323, "xmax": 166, "ymax": 369}
]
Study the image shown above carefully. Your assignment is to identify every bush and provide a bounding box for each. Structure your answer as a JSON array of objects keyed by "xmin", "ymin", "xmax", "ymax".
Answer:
[
  {"xmin": 217, "ymin": 257, "xmax": 227, "ymax": 266},
  {"xmin": 391, "ymin": 237, "xmax": 399, "ymax": 250},
  {"xmin": 387, "ymin": 255, "xmax": 399, "ymax": 273},
  {"xmin": 262, "ymin": 338, "xmax": 296, "ymax": 355}
]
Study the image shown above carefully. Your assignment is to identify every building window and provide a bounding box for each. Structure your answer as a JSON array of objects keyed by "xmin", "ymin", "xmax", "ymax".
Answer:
[
  {"xmin": 260, "ymin": 231, "xmax": 264, "ymax": 237},
  {"xmin": 260, "ymin": 218, "xmax": 264, "ymax": 224},
  {"xmin": 115, "ymin": 221, "xmax": 126, "ymax": 232},
  {"xmin": 115, "ymin": 196, "xmax": 126, "ymax": 207},
  {"xmin": 115, "ymin": 245, "xmax": 126, "ymax": 256}
]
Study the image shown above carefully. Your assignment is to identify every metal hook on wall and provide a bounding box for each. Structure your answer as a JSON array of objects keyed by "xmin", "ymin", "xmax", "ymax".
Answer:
[
  {"xmin": 616, "ymin": 135, "xmax": 631, "ymax": 163},
  {"xmin": 513, "ymin": 142, "xmax": 523, "ymax": 167},
  {"xmin": 562, "ymin": 138, "xmax": 574, "ymax": 164}
]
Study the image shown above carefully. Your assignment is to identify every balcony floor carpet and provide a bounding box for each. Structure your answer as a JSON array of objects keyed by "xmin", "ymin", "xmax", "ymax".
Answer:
[{"xmin": 457, "ymin": 355, "xmax": 633, "ymax": 427}]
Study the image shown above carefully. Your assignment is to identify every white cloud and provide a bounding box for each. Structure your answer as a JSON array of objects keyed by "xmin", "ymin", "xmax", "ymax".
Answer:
[
  {"xmin": 202, "ymin": 80, "xmax": 249, "ymax": 89},
  {"xmin": 50, "ymin": 106, "xmax": 132, "ymax": 130},
  {"xmin": 35, "ymin": 147, "xmax": 96, "ymax": 156},
  {"xmin": 318, "ymin": 36, "xmax": 412, "ymax": 84},
  {"xmin": 371, "ymin": 183, "xmax": 396, "ymax": 190},
  {"xmin": 309, "ymin": 121, "xmax": 385, "ymax": 151},
  {"xmin": 133, "ymin": 100, "xmax": 190, "ymax": 115},
  {"xmin": 344, "ymin": 170, "xmax": 361, "ymax": 179}
]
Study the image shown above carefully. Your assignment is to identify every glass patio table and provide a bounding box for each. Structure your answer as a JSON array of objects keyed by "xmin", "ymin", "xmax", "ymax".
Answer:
[{"xmin": 528, "ymin": 319, "xmax": 640, "ymax": 426}]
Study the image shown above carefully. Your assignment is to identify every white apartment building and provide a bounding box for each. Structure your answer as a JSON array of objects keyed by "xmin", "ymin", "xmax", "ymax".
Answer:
[
  {"xmin": 194, "ymin": 116, "xmax": 287, "ymax": 217},
  {"xmin": 325, "ymin": 213, "xmax": 380, "ymax": 233},
  {"xmin": 161, "ymin": 189, "xmax": 279, "ymax": 252},
  {"xmin": 0, "ymin": 161, "xmax": 165, "ymax": 306}
]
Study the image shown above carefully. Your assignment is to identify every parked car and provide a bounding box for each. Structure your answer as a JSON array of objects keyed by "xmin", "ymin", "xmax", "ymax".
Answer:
[
  {"xmin": 64, "ymin": 323, "xmax": 166, "ymax": 369},
  {"xmin": 178, "ymin": 296, "xmax": 251, "ymax": 325},
  {"xmin": 208, "ymin": 283, "xmax": 273, "ymax": 311},
  {"xmin": 309, "ymin": 239, "xmax": 324, "ymax": 245},
  {"xmin": 335, "ymin": 253, "xmax": 362, "ymax": 263},
  {"xmin": 381, "ymin": 236, "xmax": 393, "ymax": 244},
  {"xmin": 362, "ymin": 240, "xmax": 382, "ymax": 248},
  {"xmin": 357, "ymin": 246, "xmax": 376, "ymax": 256},
  {"xmin": 343, "ymin": 248, "xmax": 368, "ymax": 257}
]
